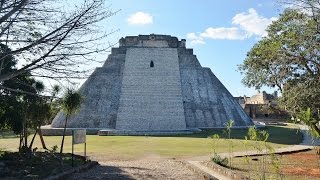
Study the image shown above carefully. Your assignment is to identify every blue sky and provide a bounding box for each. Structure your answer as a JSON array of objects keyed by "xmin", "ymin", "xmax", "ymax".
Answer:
[{"xmin": 91, "ymin": 0, "xmax": 284, "ymax": 97}]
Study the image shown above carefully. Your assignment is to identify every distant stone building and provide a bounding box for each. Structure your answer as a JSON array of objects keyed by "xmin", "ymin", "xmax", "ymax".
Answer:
[
  {"xmin": 43, "ymin": 34, "xmax": 253, "ymax": 135},
  {"xmin": 235, "ymin": 91, "xmax": 287, "ymax": 119},
  {"xmin": 244, "ymin": 91, "xmax": 277, "ymax": 105}
]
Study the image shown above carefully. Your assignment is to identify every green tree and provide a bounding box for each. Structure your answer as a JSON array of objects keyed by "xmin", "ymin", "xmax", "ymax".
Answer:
[
  {"xmin": 60, "ymin": 88, "xmax": 83, "ymax": 154},
  {"xmin": 239, "ymin": 7, "xmax": 320, "ymax": 136},
  {"xmin": 0, "ymin": 43, "xmax": 53, "ymax": 152},
  {"xmin": 28, "ymin": 84, "xmax": 61, "ymax": 150},
  {"xmin": 28, "ymin": 97, "xmax": 52, "ymax": 150},
  {"xmin": 0, "ymin": 43, "xmax": 35, "ymax": 135}
]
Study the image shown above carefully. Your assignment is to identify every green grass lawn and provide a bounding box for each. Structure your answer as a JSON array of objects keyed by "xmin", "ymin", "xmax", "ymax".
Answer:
[
  {"xmin": 164, "ymin": 125, "xmax": 302, "ymax": 145},
  {"xmin": 0, "ymin": 129, "xmax": 19, "ymax": 139},
  {"xmin": 0, "ymin": 125, "xmax": 303, "ymax": 161}
]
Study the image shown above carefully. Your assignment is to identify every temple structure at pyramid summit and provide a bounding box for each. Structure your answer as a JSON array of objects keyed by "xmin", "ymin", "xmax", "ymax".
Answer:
[{"xmin": 42, "ymin": 34, "xmax": 253, "ymax": 135}]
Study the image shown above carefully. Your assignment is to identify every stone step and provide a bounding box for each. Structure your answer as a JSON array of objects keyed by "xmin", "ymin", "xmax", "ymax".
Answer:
[{"xmin": 116, "ymin": 48, "xmax": 186, "ymax": 131}]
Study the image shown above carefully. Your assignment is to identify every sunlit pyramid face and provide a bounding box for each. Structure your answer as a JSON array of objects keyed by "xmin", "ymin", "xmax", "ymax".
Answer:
[{"xmin": 46, "ymin": 34, "xmax": 253, "ymax": 135}]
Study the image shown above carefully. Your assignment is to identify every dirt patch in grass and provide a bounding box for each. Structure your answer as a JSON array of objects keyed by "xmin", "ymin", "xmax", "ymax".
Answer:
[
  {"xmin": 283, "ymin": 167, "xmax": 320, "ymax": 176},
  {"xmin": 216, "ymin": 149, "xmax": 320, "ymax": 179},
  {"xmin": 280, "ymin": 150, "xmax": 320, "ymax": 178},
  {"xmin": 284, "ymin": 151, "xmax": 318, "ymax": 161}
]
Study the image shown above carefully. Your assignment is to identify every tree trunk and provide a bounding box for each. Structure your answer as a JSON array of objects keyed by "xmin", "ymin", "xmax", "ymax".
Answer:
[
  {"xmin": 19, "ymin": 133, "xmax": 23, "ymax": 150},
  {"xmin": 311, "ymin": 123, "xmax": 320, "ymax": 138},
  {"xmin": 38, "ymin": 127, "xmax": 47, "ymax": 150},
  {"xmin": 23, "ymin": 118, "xmax": 27, "ymax": 147},
  {"xmin": 28, "ymin": 128, "xmax": 38, "ymax": 150},
  {"xmin": 60, "ymin": 114, "xmax": 69, "ymax": 154},
  {"xmin": 30, "ymin": 118, "xmax": 48, "ymax": 150}
]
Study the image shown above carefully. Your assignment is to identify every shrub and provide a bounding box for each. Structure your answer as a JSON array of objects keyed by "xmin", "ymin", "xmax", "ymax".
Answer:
[{"xmin": 212, "ymin": 153, "xmax": 228, "ymax": 167}]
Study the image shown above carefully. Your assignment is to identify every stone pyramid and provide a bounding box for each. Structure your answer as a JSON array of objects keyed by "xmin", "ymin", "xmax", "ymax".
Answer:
[{"xmin": 48, "ymin": 34, "xmax": 253, "ymax": 134}]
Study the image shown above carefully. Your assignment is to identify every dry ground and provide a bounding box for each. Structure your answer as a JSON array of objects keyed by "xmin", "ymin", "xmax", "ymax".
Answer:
[
  {"xmin": 227, "ymin": 149, "xmax": 320, "ymax": 180},
  {"xmin": 71, "ymin": 155, "xmax": 201, "ymax": 180}
]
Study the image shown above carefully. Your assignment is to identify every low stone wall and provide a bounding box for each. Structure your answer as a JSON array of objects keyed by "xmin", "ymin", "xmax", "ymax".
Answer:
[
  {"xmin": 201, "ymin": 161, "xmax": 249, "ymax": 180},
  {"xmin": 179, "ymin": 161, "xmax": 219, "ymax": 180},
  {"xmin": 41, "ymin": 126, "xmax": 263, "ymax": 136},
  {"xmin": 41, "ymin": 126, "xmax": 193, "ymax": 136},
  {"xmin": 98, "ymin": 130, "xmax": 193, "ymax": 136},
  {"xmin": 41, "ymin": 126, "xmax": 101, "ymax": 136}
]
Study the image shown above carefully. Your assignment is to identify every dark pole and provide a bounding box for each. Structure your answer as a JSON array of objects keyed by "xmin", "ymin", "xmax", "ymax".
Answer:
[
  {"xmin": 84, "ymin": 142, "xmax": 86, "ymax": 163},
  {"xmin": 72, "ymin": 130, "xmax": 74, "ymax": 167}
]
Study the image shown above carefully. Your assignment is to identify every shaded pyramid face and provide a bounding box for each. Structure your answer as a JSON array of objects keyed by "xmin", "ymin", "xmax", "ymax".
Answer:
[{"xmin": 51, "ymin": 34, "xmax": 253, "ymax": 131}]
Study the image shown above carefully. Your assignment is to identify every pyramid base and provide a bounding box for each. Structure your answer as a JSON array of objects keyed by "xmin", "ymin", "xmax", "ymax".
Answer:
[
  {"xmin": 40, "ymin": 125, "xmax": 193, "ymax": 136},
  {"xmin": 41, "ymin": 124, "xmax": 264, "ymax": 136}
]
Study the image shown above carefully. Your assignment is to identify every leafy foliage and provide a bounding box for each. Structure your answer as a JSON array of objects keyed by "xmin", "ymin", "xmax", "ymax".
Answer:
[
  {"xmin": 212, "ymin": 153, "xmax": 228, "ymax": 167},
  {"xmin": 239, "ymin": 5, "xmax": 320, "ymax": 136},
  {"xmin": 0, "ymin": 43, "xmax": 59, "ymax": 151},
  {"xmin": 298, "ymin": 108, "xmax": 320, "ymax": 138},
  {"xmin": 60, "ymin": 88, "xmax": 83, "ymax": 154},
  {"xmin": 0, "ymin": 43, "xmax": 40, "ymax": 134},
  {"xmin": 61, "ymin": 89, "xmax": 83, "ymax": 116},
  {"xmin": 239, "ymin": 9, "xmax": 319, "ymax": 91}
]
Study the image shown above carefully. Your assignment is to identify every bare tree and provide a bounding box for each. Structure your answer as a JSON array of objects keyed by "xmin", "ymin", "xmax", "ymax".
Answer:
[{"xmin": 0, "ymin": 0, "xmax": 119, "ymax": 83}]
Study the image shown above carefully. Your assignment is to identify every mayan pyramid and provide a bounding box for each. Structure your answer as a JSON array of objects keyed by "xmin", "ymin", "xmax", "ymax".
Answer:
[{"xmin": 48, "ymin": 34, "xmax": 253, "ymax": 134}]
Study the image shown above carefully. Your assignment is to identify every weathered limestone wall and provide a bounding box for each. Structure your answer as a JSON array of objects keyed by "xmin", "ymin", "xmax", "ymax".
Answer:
[
  {"xmin": 51, "ymin": 48, "xmax": 126, "ymax": 128},
  {"xmin": 48, "ymin": 34, "xmax": 253, "ymax": 134},
  {"xmin": 178, "ymin": 49, "xmax": 253, "ymax": 128},
  {"xmin": 116, "ymin": 48, "xmax": 187, "ymax": 131},
  {"xmin": 245, "ymin": 91, "xmax": 268, "ymax": 104},
  {"xmin": 120, "ymin": 34, "xmax": 184, "ymax": 48}
]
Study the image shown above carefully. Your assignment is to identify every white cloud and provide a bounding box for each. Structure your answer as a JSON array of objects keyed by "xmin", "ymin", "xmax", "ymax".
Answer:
[
  {"xmin": 127, "ymin": 12, "xmax": 153, "ymax": 25},
  {"xmin": 186, "ymin": 8, "xmax": 277, "ymax": 45},
  {"xmin": 200, "ymin": 27, "xmax": 246, "ymax": 40},
  {"xmin": 232, "ymin": 8, "xmax": 277, "ymax": 37},
  {"xmin": 186, "ymin": 33, "xmax": 205, "ymax": 45}
]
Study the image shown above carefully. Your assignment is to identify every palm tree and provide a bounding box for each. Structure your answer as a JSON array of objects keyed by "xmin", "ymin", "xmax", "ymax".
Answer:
[{"xmin": 60, "ymin": 88, "xmax": 83, "ymax": 154}]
